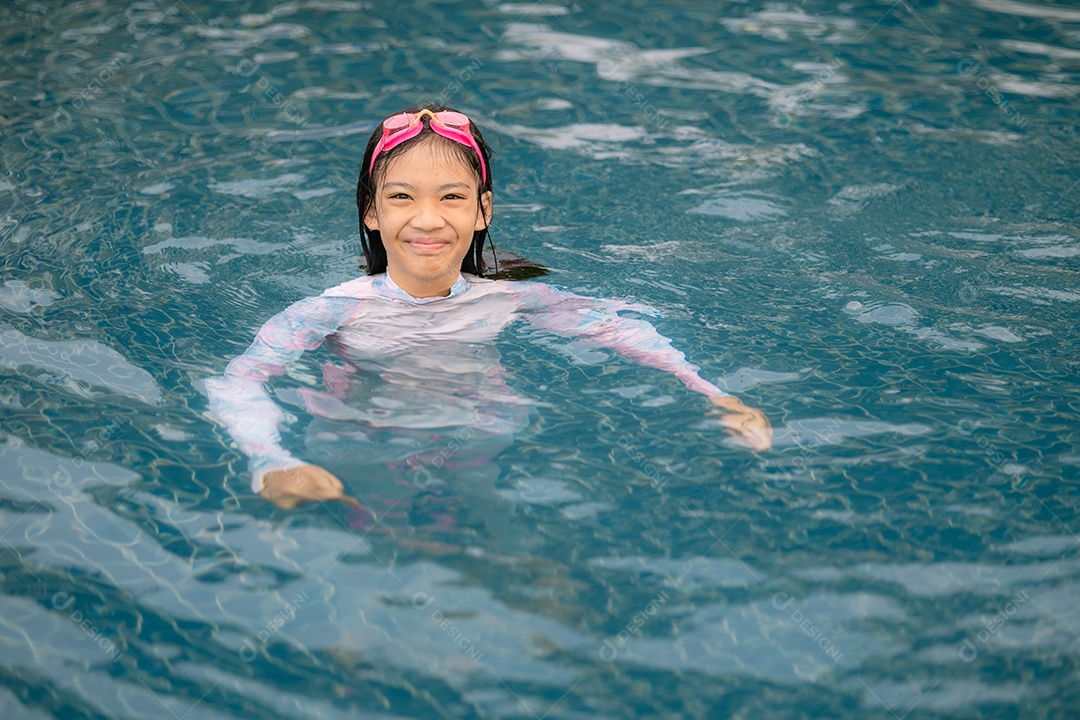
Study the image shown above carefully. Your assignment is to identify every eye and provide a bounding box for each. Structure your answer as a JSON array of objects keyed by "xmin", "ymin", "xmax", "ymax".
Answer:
[
  {"xmin": 443, "ymin": 193, "xmax": 465, "ymax": 201},
  {"xmin": 388, "ymin": 192, "xmax": 411, "ymax": 200}
]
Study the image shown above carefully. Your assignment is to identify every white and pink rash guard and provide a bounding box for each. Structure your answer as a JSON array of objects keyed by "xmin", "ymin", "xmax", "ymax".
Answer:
[{"xmin": 205, "ymin": 272, "xmax": 729, "ymax": 491}]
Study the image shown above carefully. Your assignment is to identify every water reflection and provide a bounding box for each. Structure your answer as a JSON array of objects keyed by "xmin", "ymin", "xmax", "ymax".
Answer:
[{"xmin": 2, "ymin": 0, "xmax": 1079, "ymax": 716}]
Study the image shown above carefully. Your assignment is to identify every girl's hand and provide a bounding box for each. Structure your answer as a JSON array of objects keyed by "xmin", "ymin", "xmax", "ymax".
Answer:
[
  {"xmin": 260, "ymin": 464, "xmax": 361, "ymax": 510},
  {"xmin": 708, "ymin": 396, "xmax": 773, "ymax": 451}
]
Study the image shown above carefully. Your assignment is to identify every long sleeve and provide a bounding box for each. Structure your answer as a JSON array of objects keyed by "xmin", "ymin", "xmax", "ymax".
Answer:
[
  {"xmin": 205, "ymin": 295, "xmax": 361, "ymax": 491},
  {"xmin": 511, "ymin": 282, "xmax": 728, "ymax": 398}
]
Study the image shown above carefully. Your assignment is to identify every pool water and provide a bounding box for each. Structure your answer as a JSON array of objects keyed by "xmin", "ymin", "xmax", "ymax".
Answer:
[{"xmin": 2, "ymin": 0, "xmax": 1079, "ymax": 717}]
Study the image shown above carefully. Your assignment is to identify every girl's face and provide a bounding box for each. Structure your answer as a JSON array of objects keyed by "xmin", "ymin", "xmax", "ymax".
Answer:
[{"xmin": 364, "ymin": 140, "xmax": 492, "ymax": 298}]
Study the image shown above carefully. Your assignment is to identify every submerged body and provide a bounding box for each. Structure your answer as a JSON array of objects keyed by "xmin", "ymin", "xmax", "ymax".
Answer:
[
  {"xmin": 207, "ymin": 104, "xmax": 770, "ymax": 509},
  {"xmin": 206, "ymin": 272, "xmax": 732, "ymax": 493}
]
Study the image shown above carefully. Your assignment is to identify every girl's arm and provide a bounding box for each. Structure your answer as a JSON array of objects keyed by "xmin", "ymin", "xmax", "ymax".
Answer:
[
  {"xmin": 512, "ymin": 282, "xmax": 771, "ymax": 450},
  {"xmin": 512, "ymin": 282, "xmax": 726, "ymax": 396},
  {"xmin": 205, "ymin": 295, "xmax": 361, "ymax": 492}
]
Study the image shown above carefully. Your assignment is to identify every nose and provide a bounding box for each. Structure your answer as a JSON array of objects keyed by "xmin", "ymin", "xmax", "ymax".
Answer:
[{"xmin": 409, "ymin": 200, "xmax": 447, "ymax": 231}]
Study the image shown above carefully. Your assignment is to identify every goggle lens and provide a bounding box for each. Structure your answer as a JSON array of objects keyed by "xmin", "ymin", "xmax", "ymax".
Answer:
[
  {"xmin": 433, "ymin": 111, "xmax": 469, "ymax": 127},
  {"xmin": 382, "ymin": 113, "xmax": 418, "ymax": 131}
]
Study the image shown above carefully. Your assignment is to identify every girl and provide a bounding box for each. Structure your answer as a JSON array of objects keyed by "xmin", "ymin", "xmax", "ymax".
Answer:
[{"xmin": 205, "ymin": 104, "xmax": 771, "ymax": 510}]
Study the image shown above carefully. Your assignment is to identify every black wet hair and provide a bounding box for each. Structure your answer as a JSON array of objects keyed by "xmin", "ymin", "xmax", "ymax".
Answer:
[{"xmin": 356, "ymin": 103, "xmax": 493, "ymax": 275}]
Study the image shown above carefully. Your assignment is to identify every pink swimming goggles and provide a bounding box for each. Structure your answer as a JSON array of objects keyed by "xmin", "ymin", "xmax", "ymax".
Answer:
[{"xmin": 368, "ymin": 109, "xmax": 488, "ymax": 184}]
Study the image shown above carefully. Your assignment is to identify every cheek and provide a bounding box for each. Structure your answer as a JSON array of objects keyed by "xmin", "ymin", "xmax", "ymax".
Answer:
[{"xmin": 376, "ymin": 210, "xmax": 405, "ymax": 236}]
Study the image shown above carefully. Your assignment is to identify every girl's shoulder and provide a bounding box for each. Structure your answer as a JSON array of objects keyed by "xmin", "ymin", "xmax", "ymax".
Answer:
[
  {"xmin": 320, "ymin": 275, "xmax": 376, "ymax": 299},
  {"xmin": 468, "ymin": 274, "xmax": 552, "ymax": 301},
  {"xmin": 463, "ymin": 273, "xmax": 529, "ymax": 295}
]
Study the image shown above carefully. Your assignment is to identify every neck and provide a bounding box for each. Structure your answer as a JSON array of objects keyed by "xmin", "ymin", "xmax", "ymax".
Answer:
[{"xmin": 387, "ymin": 268, "xmax": 456, "ymax": 298}]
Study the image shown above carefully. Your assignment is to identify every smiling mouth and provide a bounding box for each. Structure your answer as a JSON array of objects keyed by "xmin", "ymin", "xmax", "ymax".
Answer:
[{"xmin": 405, "ymin": 238, "xmax": 453, "ymax": 252}]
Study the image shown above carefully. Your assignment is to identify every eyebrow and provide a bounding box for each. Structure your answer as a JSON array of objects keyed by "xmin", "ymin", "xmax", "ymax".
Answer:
[{"xmin": 383, "ymin": 182, "xmax": 471, "ymax": 191}]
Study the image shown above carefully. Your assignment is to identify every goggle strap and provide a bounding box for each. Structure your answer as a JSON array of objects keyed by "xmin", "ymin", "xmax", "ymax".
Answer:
[{"xmin": 369, "ymin": 111, "xmax": 486, "ymax": 183}]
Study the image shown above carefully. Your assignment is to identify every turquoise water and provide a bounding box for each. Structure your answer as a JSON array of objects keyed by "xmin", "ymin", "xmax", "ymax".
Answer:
[{"xmin": 2, "ymin": 0, "xmax": 1079, "ymax": 717}]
